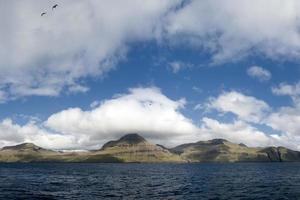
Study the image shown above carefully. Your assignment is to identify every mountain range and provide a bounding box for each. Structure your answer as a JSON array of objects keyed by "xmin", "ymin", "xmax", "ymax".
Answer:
[{"xmin": 0, "ymin": 133, "xmax": 299, "ymax": 163}]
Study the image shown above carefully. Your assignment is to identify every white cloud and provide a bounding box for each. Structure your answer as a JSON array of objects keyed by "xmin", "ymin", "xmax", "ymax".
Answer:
[
  {"xmin": 45, "ymin": 87, "xmax": 199, "ymax": 147},
  {"xmin": 247, "ymin": 66, "xmax": 271, "ymax": 82},
  {"xmin": 206, "ymin": 91, "xmax": 270, "ymax": 123},
  {"xmin": 0, "ymin": 0, "xmax": 179, "ymax": 102},
  {"xmin": 0, "ymin": 87, "xmax": 200, "ymax": 149},
  {"xmin": 272, "ymin": 82, "xmax": 300, "ymax": 103},
  {"xmin": 201, "ymin": 88, "xmax": 300, "ymax": 150},
  {"xmin": 166, "ymin": 0, "xmax": 300, "ymax": 63},
  {"xmin": 68, "ymin": 84, "xmax": 89, "ymax": 94},
  {"xmin": 200, "ymin": 117, "xmax": 300, "ymax": 150},
  {"xmin": 1, "ymin": 87, "xmax": 300, "ymax": 150},
  {"xmin": 90, "ymin": 100, "xmax": 101, "ymax": 109},
  {"xmin": 200, "ymin": 118, "xmax": 272, "ymax": 147},
  {"xmin": 266, "ymin": 106, "xmax": 300, "ymax": 137},
  {"xmin": 264, "ymin": 103, "xmax": 300, "ymax": 150},
  {"xmin": 192, "ymin": 86, "xmax": 202, "ymax": 94},
  {"xmin": 169, "ymin": 62, "xmax": 182, "ymax": 73},
  {"xmin": 265, "ymin": 82, "xmax": 300, "ymax": 147},
  {"xmin": 0, "ymin": 119, "xmax": 77, "ymax": 150},
  {"xmin": 168, "ymin": 61, "xmax": 193, "ymax": 73}
]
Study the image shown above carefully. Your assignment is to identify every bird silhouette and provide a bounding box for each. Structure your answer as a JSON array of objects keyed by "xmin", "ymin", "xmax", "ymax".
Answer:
[
  {"xmin": 52, "ymin": 4, "xmax": 58, "ymax": 10},
  {"xmin": 41, "ymin": 12, "xmax": 46, "ymax": 16}
]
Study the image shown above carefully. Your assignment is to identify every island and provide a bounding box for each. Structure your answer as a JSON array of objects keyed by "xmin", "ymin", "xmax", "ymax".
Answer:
[{"xmin": 0, "ymin": 133, "xmax": 299, "ymax": 163}]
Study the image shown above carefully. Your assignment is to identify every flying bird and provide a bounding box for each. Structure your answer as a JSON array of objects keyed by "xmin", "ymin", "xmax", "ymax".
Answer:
[
  {"xmin": 41, "ymin": 12, "xmax": 46, "ymax": 16},
  {"xmin": 52, "ymin": 4, "xmax": 58, "ymax": 10}
]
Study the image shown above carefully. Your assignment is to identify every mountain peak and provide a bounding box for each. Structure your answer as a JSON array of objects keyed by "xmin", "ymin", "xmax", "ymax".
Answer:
[
  {"xmin": 118, "ymin": 133, "xmax": 147, "ymax": 144},
  {"xmin": 209, "ymin": 139, "xmax": 228, "ymax": 144},
  {"xmin": 1, "ymin": 142, "xmax": 44, "ymax": 151},
  {"xmin": 101, "ymin": 133, "xmax": 148, "ymax": 150},
  {"xmin": 198, "ymin": 138, "xmax": 229, "ymax": 145}
]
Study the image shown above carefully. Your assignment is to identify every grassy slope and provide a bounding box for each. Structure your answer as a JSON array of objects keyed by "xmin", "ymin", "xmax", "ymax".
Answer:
[{"xmin": 95, "ymin": 144, "xmax": 183, "ymax": 163}]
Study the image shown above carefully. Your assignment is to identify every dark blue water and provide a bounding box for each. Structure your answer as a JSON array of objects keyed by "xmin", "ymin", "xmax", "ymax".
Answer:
[{"xmin": 0, "ymin": 163, "xmax": 299, "ymax": 199}]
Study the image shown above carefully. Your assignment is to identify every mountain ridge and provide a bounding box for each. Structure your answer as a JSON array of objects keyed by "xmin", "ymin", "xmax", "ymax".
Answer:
[{"xmin": 0, "ymin": 133, "xmax": 300, "ymax": 163}]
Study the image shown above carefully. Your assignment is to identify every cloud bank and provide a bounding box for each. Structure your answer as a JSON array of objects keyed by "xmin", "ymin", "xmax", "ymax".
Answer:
[
  {"xmin": 0, "ymin": 87, "xmax": 299, "ymax": 150},
  {"xmin": 0, "ymin": 87, "xmax": 200, "ymax": 149}
]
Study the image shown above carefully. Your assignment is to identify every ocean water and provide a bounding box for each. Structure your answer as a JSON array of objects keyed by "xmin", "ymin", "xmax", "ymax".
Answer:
[{"xmin": 0, "ymin": 163, "xmax": 299, "ymax": 200}]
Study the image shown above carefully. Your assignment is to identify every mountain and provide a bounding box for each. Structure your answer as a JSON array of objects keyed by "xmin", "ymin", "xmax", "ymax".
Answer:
[
  {"xmin": 171, "ymin": 139, "xmax": 300, "ymax": 162},
  {"xmin": 2, "ymin": 143, "xmax": 47, "ymax": 151},
  {"xmin": 0, "ymin": 143, "xmax": 58, "ymax": 162},
  {"xmin": 101, "ymin": 133, "xmax": 148, "ymax": 149},
  {"xmin": 0, "ymin": 135, "xmax": 299, "ymax": 163},
  {"xmin": 0, "ymin": 142, "xmax": 98, "ymax": 163},
  {"xmin": 0, "ymin": 134, "xmax": 183, "ymax": 163},
  {"xmin": 92, "ymin": 133, "xmax": 183, "ymax": 163}
]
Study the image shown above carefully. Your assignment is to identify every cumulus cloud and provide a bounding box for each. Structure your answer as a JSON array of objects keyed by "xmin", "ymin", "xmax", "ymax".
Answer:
[
  {"xmin": 200, "ymin": 117, "xmax": 300, "ymax": 150},
  {"xmin": 247, "ymin": 66, "xmax": 271, "ymax": 82},
  {"xmin": 200, "ymin": 118, "xmax": 272, "ymax": 147},
  {"xmin": 200, "ymin": 89, "xmax": 300, "ymax": 150},
  {"xmin": 206, "ymin": 91, "xmax": 271, "ymax": 123},
  {"xmin": 45, "ymin": 87, "xmax": 199, "ymax": 147}
]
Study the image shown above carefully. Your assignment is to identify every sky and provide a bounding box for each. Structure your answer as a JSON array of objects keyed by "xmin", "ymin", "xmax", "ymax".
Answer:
[{"xmin": 1, "ymin": 0, "xmax": 300, "ymax": 150}]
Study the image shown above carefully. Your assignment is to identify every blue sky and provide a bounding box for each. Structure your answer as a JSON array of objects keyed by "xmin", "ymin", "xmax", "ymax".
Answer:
[
  {"xmin": 1, "ymin": 42, "xmax": 298, "ymax": 121},
  {"xmin": 1, "ymin": 0, "xmax": 300, "ymax": 150}
]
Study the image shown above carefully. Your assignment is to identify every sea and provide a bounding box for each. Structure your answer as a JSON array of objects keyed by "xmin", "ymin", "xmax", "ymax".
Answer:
[{"xmin": 0, "ymin": 163, "xmax": 299, "ymax": 199}]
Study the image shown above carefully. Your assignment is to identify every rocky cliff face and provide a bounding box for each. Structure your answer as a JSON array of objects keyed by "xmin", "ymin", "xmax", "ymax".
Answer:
[
  {"xmin": 0, "ymin": 134, "xmax": 300, "ymax": 163},
  {"xmin": 260, "ymin": 147, "xmax": 300, "ymax": 162}
]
